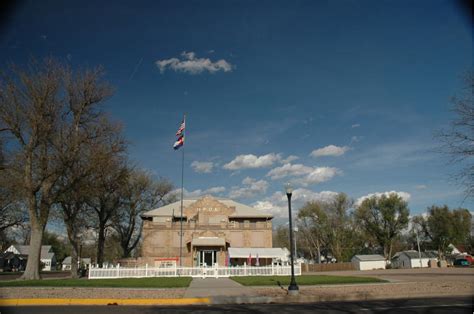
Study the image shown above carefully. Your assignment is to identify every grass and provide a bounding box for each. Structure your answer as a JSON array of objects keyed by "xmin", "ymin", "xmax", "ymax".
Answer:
[
  {"xmin": 230, "ymin": 275, "xmax": 386, "ymax": 286},
  {"xmin": 0, "ymin": 277, "xmax": 192, "ymax": 288}
]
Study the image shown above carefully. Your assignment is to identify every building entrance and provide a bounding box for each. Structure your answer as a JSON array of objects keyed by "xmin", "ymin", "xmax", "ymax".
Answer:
[{"xmin": 198, "ymin": 250, "xmax": 217, "ymax": 266}]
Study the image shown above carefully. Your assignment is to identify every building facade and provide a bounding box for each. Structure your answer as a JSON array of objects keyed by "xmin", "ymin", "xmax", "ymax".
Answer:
[
  {"xmin": 351, "ymin": 254, "xmax": 386, "ymax": 270},
  {"xmin": 140, "ymin": 195, "xmax": 274, "ymax": 267},
  {"xmin": 4, "ymin": 245, "xmax": 56, "ymax": 271}
]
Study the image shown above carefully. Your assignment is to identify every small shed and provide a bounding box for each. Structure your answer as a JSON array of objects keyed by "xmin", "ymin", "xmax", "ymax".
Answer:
[
  {"xmin": 62, "ymin": 257, "xmax": 92, "ymax": 270},
  {"xmin": 391, "ymin": 251, "xmax": 438, "ymax": 269},
  {"xmin": 351, "ymin": 254, "xmax": 386, "ymax": 270}
]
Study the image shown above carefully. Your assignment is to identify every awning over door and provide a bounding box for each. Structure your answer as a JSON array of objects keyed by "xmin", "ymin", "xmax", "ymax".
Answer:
[
  {"xmin": 228, "ymin": 248, "xmax": 289, "ymax": 260},
  {"xmin": 191, "ymin": 237, "xmax": 226, "ymax": 247}
]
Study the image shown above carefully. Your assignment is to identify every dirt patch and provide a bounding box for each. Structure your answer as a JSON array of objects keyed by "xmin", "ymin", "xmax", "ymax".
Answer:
[
  {"xmin": 254, "ymin": 280, "xmax": 474, "ymax": 301},
  {"xmin": 0, "ymin": 287, "xmax": 186, "ymax": 299}
]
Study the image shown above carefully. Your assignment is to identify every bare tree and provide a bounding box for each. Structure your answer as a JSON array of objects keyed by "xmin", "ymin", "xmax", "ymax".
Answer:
[
  {"xmin": 56, "ymin": 118, "xmax": 124, "ymax": 277},
  {"xmin": 0, "ymin": 178, "xmax": 24, "ymax": 234},
  {"xmin": 88, "ymin": 148, "xmax": 128, "ymax": 267},
  {"xmin": 0, "ymin": 58, "xmax": 113, "ymax": 279},
  {"xmin": 112, "ymin": 170, "xmax": 174, "ymax": 258},
  {"xmin": 437, "ymin": 70, "xmax": 474, "ymax": 198}
]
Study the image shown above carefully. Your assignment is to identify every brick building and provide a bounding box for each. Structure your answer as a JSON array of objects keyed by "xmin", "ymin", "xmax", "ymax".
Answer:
[{"xmin": 140, "ymin": 195, "xmax": 276, "ymax": 267}]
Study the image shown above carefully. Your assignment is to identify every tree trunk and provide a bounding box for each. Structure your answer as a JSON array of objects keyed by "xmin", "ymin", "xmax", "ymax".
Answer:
[
  {"xmin": 317, "ymin": 238, "xmax": 321, "ymax": 264},
  {"xmin": 66, "ymin": 225, "xmax": 80, "ymax": 278},
  {"xmin": 97, "ymin": 221, "xmax": 106, "ymax": 268},
  {"xmin": 70, "ymin": 246, "xmax": 79, "ymax": 279},
  {"xmin": 388, "ymin": 242, "xmax": 393, "ymax": 261},
  {"xmin": 21, "ymin": 221, "xmax": 44, "ymax": 280},
  {"xmin": 383, "ymin": 243, "xmax": 390, "ymax": 260}
]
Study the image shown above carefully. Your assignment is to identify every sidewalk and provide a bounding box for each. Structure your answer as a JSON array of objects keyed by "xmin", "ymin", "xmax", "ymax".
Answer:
[{"xmin": 183, "ymin": 277, "xmax": 252, "ymax": 298}]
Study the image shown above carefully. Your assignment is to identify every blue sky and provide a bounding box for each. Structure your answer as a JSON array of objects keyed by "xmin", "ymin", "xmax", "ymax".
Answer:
[{"xmin": 1, "ymin": 0, "xmax": 472, "ymax": 220}]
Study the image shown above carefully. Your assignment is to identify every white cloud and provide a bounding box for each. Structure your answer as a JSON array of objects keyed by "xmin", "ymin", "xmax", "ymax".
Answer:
[
  {"xmin": 415, "ymin": 184, "xmax": 428, "ymax": 190},
  {"xmin": 191, "ymin": 161, "xmax": 214, "ymax": 173},
  {"xmin": 228, "ymin": 177, "xmax": 269, "ymax": 199},
  {"xmin": 311, "ymin": 145, "xmax": 350, "ymax": 157},
  {"xmin": 355, "ymin": 191, "xmax": 411, "ymax": 207},
  {"xmin": 156, "ymin": 51, "xmax": 233, "ymax": 74},
  {"xmin": 253, "ymin": 189, "xmax": 339, "ymax": 217},
  {"xmin": 266, "ymin": 163, "xmax": 341, "ymax": 186},
  {"xmin": 281, "ymin": 155, "xmax": 299, "ymax": 164},
  {"xmin": 266, "ymin": 163, "xmax": 313, "ymax": 180},
  {"xmin": 350, "ymin": 136, "xmax": 363, "ymax": 143},
  {"xmin": 223, "ymin": 153, "xmax": 281, "ymax": 170},
  {"xmin": 171, "ymin": 186, "xmax": 226, "ymax": 198},
  {"xmin": 351, "ymin": 124, "xmax": 360, "ymax": 128},
  {"xmin": 205, "ymin": 186, "xmax": 226, "ymax": 194},
  {"xmin": 292, "ymin": 167, "xmax": 341, "ymax": 186}
]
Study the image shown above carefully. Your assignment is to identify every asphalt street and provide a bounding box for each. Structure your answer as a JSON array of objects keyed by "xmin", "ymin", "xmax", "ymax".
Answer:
[{"xmin": 0, "ymin": 296, "xmax": 472, "ymax": 314}]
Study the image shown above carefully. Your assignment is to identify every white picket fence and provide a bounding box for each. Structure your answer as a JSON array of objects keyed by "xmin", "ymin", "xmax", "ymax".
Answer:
[{"xmin": 88, "ymin": 264, "xmax": 301, "ymax": 279}]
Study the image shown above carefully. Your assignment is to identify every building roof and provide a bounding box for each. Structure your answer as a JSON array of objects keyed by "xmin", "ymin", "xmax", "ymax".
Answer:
[
  {"xmin": 141, "ymin": 196, "xmax": 273, "ymax": 219},
  {"xmin": 228, "ymin": 248, "xmax": 289, "ymax": 260},
  {"xmin": 392, "ymin": 250, "xmax": 438, "ymax": 260},
  {"xmin": 191, "ymin": 237, "xmax": 226, "ymax": 247},
  {"xmin": 63, "ymin": 256, "xmax": 92, "ymax": 265},
  {"xmin": 5, "ymin": 245, "xmax": 54, "ymax": 260},
  {"xmin": 352, "ymin": 254, "xmax": 386, "ymax": 262}
]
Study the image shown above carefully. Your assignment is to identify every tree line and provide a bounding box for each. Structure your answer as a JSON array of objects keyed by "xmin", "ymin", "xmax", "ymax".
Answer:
[
  {"xmin": 0, "ymin": 58, "xmax": 175, "ymax": 280},
  {"xmin": 274, "ymin": 193, "xmax": 472, "ymax": 263}
]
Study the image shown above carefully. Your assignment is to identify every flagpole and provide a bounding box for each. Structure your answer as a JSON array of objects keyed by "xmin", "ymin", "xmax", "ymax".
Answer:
[{"xmin": 179, "ymin": 114, "xmax": 185, "ymax": 268}]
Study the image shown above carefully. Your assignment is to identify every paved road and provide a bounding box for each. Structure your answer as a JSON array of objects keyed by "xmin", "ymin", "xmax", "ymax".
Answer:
[{"xmin": 0, "ymin": 297, "xmax": 471, "ymax": 314}]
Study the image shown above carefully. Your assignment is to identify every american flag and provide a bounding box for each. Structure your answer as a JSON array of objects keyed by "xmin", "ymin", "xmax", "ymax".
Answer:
[
  {"xmin": 175, "ymin": 120, "xmax": 185, "ymax": 136},
  {"xmin": 173, "ymin": 135, "xmax": 184, "ymax": 150}
]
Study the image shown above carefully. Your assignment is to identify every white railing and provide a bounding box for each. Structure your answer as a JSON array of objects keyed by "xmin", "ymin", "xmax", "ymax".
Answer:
[{"xmin": 88, "ymin": 263, "xmax": 301, "ymax": 279}]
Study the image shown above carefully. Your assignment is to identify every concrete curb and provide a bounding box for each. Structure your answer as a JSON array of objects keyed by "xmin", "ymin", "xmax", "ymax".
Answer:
[
  {"xmin": 0, "ymin": 297, "xmax": 210, "ymax": 306},
  {"xmin": 1, "ymin": 293, "xmax": 473, "ymax": 307}
]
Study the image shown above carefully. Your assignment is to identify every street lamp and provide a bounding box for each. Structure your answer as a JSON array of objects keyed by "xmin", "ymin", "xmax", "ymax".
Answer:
[{"xmin": 285, "ymin": 183, "xmax": 299, "ymax": 295}]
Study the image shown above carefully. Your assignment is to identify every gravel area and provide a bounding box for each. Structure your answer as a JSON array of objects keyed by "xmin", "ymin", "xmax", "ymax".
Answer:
[
  {"xmin": 253, "ymin": 268, "xmax": 474, "ymax": 301},
  {"xmin": 0, "ymin": 287, "xmax": 186, "ymax": 299},
  {"xmin": 254, "ymin": 281, "xmax": 474, "ymax": 301}
]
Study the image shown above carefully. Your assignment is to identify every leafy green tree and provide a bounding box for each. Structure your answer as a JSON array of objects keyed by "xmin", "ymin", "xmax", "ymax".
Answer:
[
  {"xmin": 297, "ymin": 201, "xmax": 326, "ymax": 263},
  {"xmin": 298, "ymin": 193, "xmax": 361, "ymax": 262},
  {"xmin": 414, "ymin": 205, "xmax": 471, "ymax": 258},
  {"xmin": 272, "ymin": 225, "xmax": 289, "ymax": 249},
  {"xmin": 355, "ymin": 193, "xmax": 410, "ymax": 259}
]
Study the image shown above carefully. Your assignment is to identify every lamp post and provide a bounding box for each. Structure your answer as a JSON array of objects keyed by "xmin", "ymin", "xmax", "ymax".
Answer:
[
  {"xmin": 415, "ymin": 229, "xmax": 422, "ymax": 268},
  {"xmin": 285, "ymin": 183, "xmax": 299, "ymax": 295}
]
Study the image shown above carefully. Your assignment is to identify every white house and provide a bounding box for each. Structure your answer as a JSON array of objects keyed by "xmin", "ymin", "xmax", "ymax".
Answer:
[
  {"xmin": 62, "ymin": 256, "xmax": 92, "ymax": 270},
  {"xmin": 5, "ymin": 245, "xmax": 56, "ymax": 271},
  {"xmin": 391, "ymin": 250, "xmax": 438, "ymax": 269},
  {"xmin": 351, "ymin": 254, "xmax": 386, "ymax": 270}
]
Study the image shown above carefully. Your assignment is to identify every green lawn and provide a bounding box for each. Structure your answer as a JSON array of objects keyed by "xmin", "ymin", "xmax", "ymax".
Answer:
[
  {"xmin": 230, "ymin": 275, "xmax": 386, "ymax": 286},
  {"xmin": 0, "ymin": 277, "xmax": 192, "ymax": 288}
]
